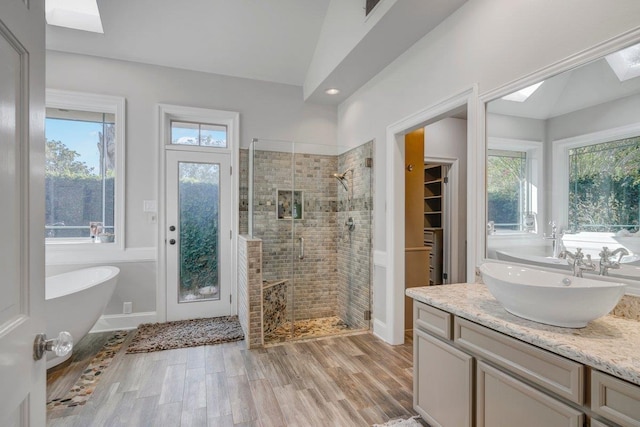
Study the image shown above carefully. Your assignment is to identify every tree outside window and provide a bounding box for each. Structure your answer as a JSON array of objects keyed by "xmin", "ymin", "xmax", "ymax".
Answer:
[
  {"xmin": 487, "ymin": 149, "xmax": 527, "ymax": 231},
  {"xmin": 45, "ymin": 109, "xmax": 115, "ymax": 239},
  {"xmin": 568, "ymin": 137, "xmax": 640, "ymax": 233}
]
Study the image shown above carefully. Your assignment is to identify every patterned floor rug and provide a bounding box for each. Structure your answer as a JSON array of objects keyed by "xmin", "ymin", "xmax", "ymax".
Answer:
[
  {"xmin": 125, "ymin": 315, "xmax": 245, "ymax": 353},
  {"xmin": 47, "ymin": 330, "xmax": 129, "ymax": 411},
  {"xmin": 373, "ymin": 416, "xmax": 424, "ymax": 426}
]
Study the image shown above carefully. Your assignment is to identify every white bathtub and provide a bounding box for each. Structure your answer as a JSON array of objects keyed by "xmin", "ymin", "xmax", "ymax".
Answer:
[{"xmin": 45, "ymin": 266, "xmax": 119, "ymax": 368}]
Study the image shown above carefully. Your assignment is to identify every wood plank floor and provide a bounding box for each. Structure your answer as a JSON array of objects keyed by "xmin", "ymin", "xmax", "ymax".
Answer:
[{"xmin": 47, "ymin": 331, "xmax": 426, "ymax": 426}]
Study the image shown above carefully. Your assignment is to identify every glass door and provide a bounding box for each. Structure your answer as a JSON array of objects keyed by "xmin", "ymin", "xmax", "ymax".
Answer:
[{"xmin": 166, "ymin": 150, "xmax": 231, "ymax": 321}]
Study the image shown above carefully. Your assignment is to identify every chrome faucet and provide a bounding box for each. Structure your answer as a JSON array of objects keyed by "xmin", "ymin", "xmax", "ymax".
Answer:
[
  {"xmin": 543, "ymin": 221, "xmax": 564, "ymax": 258},
  {"xmin": 598, "ymin": 246, "xmax": 629, "ymax": 276},
  {"xmin": 559, "ymin": 248, "xmax": 595, "ymax": 277}
]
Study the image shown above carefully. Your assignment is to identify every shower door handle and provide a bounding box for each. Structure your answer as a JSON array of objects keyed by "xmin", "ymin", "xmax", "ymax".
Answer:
[{"xmin": 298, "ymin": 237, "xmax": 305, "ymax": 260}]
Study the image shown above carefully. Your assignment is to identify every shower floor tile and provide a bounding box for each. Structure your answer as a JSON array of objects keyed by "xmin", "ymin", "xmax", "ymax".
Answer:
[{"xmin": 264, "ymin": 315, "xmax": 360, "ymax": 344}]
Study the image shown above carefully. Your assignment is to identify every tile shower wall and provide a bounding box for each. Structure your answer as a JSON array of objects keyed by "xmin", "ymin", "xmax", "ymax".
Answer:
[
  {"xmin": 251, "ymin": 150, "xmax": 339, "ymax": 321},
  {"xmin": 237, "ymin": 235, "xmax": 263, "ymax": 348},
  {"xmin": 337, "ymin": 142, "xmax": 373, "ymax": 330}
]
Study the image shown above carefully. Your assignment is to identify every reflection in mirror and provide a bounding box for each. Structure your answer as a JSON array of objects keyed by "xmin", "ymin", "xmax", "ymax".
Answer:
[{"xmin": 485, "ymin": 41, "xmax": 640, "ymax": 288}]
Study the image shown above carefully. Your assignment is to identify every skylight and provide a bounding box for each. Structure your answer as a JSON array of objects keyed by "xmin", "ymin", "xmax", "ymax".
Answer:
[
  {"xmin": 46, "ymin": 0, "xmax": 104, "ymax": 34},
  {"xmin": 606, "ymin": 42, "xmax": 640, "ymax": 82},
  {"xmin": 501, "ymin": 81, "xmax": 544, "ymax": 102}
]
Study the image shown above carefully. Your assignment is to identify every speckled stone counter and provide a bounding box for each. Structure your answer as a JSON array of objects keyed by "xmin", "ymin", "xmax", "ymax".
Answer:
[{"xmin": 406, "ymin": 283, "xmax": 640, "ymax": 386}]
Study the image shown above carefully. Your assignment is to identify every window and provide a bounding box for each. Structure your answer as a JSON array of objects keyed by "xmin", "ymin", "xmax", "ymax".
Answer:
[
  {"xmin": 568, "ymin": 137, "xmax": 640, "ymax": 232},
  {"xmin": 487, "ymin": 149, "xmax": 528, "ymax": 231},
  {"xmin": 45, "ymin": 90, "xmax": 125, "ymax": 246},
  {"xmin": 171, "ymin": 121, "xmax": 227, "ymax": 148},
  {"xmin": 486, "ymin": 138, "xmax": 542, "ymax": 235}
]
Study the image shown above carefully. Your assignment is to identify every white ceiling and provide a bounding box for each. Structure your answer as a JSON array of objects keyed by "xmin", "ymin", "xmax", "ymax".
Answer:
[
  {"xmin": 46, "ymin": 0, "xmax": 331, "ymax": 86},
  {"xmin": 46, "ymin": 0, "xmax": 469, "ymax": 103},
  {"xmin": 487, "ymin": 55, "xmax": 640, "ymax": 120}
]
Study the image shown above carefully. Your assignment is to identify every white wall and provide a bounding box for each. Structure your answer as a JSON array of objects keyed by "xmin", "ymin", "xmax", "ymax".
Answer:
[
  {"xmin": 487, "ymin": 114, "xmax": 545, "ymax": 142},
  {"xmin": 424, "ymin": 118, "xmax": 468, "ymax": 281},
  {"xmin": 46, "ymin": 51, "xmax": 338, "ymax": 318},
  {"xmin": 336, "ymin": 0, "xmax": 640, "ymax": 333},
  {"xmin": 547, "ymin": 92, "xmax": 640, "ymax": 141}
]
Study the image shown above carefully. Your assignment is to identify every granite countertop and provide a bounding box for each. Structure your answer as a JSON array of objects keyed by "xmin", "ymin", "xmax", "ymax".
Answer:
[{"xmin": 406, "ymin": 283, "xmax": 640, "ymax": 386}]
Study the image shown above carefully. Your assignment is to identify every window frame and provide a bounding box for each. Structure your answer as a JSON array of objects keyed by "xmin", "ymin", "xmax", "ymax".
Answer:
[
  {"xmin": 552, "ymin": 122, "xmax": 640, "ymax": 233},
  {"xmin": 487, "ymin": 137, "xmax": 543, "ymax": 236},
  {"xmin": 45, "ymin": 89, "xmax": 126, "ymax": 250}
]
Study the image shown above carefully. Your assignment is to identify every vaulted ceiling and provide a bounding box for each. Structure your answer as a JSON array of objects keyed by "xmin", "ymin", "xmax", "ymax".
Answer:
[{"xmin": 46, "ymin": 0, "xmax": 468, "ymax": 104}]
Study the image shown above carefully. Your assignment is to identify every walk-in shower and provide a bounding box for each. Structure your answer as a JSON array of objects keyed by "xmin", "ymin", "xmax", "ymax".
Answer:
[{"xmin": 248, "ymin": 139, "xmax": 373, "ymax": 344}]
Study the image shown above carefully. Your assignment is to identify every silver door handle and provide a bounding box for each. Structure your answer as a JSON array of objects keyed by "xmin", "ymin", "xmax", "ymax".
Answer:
[{"xmin": 299, "ymin": 237, "xmax": 305, "ymax": 260}]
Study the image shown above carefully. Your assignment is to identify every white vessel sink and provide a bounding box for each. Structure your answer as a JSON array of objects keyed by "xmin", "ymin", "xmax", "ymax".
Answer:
[{"xmin": 479, "ymin": 262, "xmax": 627, "ymax": 328}]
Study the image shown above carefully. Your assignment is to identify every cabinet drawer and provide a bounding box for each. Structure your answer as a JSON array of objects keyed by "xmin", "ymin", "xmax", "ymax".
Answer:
[
  {"xmin": 454, "ymin": 317, "xmax": 584, "ymax": 404},
  {"xmin": 477, "ymin": 361, "xmax": 583, "ymax": 427},
  {"xmin": 414, "ymin": 301, "xmax": 452, "ymax": 339},
  {"xmin": 591, "ymin": 370, "xmax": 640, "ymax": 427}
]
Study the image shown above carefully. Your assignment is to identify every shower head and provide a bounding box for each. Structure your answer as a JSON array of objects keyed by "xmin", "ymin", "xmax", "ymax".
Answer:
[
  {"xmin": 333, "ymin": 174, "xmax": 349, "ymax": 192},
  {"xmin": 332, "ymin": 169, "xmax": 352, "ymax": 193}
]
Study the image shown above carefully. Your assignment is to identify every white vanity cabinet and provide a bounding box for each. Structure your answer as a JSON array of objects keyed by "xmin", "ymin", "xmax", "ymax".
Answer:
[{"xmin": 412, "ymin": 299, "xmax": 640, "ymax": 427}]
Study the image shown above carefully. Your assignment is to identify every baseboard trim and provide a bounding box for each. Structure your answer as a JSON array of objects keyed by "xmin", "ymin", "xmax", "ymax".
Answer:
[
  {"xmin": 372, "ymin": 318, "xmax": 390, "ymax": 343},
  {"xmin": 90, "ymin": 311, "xmax": 157, "ymax": 332}
]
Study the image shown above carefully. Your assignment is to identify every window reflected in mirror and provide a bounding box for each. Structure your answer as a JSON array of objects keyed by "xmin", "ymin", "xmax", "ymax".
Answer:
[
  {"xmin": 487, "ymin": 149, "xmax": 527, "ymax": 232},
  {"xmin": 569, "ymin": 137, "xmax": 640, "ymax": 233},
  {"xmin": 485, "ymin": 40, "xmax": 640, "ymax": 289}
]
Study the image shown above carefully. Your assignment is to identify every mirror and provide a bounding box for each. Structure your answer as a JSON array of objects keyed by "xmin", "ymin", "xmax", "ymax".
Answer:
[{"xmin": 485, "ymin": 41, "xmax": 640, "ymax": 289}]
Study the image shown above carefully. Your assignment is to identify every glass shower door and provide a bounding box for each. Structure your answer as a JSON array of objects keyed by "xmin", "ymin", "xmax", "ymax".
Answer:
[{"xmin": 250, "ymin": 139, "xmax": 373, "ymax": 345}]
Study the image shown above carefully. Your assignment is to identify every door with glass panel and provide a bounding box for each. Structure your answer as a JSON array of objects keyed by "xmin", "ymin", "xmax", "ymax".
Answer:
[{"xmin": 165, "ymin": 150, "xmax": 231, "ymax": 320}]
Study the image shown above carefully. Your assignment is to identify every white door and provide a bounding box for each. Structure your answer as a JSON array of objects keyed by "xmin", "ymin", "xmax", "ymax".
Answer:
[
  {"xmin": 0, "ymin": 0, "xmax": 47, "ymax": 426},
  {"xmin": 165, "ymin": 150, "xmax": 232, "ymax": 320}
]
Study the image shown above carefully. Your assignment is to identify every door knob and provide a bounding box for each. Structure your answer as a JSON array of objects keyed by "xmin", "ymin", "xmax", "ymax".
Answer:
[
  {"xmin": 169, "ymin": 239, "xmax": 176, "ymax": 245},
  {"xmin": 33, "ymin": 331, "xmax": 73, "ymax": 361}
]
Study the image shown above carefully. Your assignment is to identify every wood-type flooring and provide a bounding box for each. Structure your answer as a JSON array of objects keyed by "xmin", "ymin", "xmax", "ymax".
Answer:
[{"xmin": 47, "ymin": 330, "xmax": 424, "ymax": 426}]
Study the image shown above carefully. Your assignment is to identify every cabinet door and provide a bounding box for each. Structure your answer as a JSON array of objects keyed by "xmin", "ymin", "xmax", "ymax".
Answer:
[
  {"xmin": 477, "ymin": 361, "xmax": 583, "ymax": 427},
  {"xmin": 414, "ymin": 329, "xmax": 473, "ymax": 427},
  {"xmin": 591, "ymin": 370, "xmax": 640, "ymax": 427}
]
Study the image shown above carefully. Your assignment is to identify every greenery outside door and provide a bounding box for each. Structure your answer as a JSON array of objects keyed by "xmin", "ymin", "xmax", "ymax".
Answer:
[{"xmin": 165, "ymin": 150, "xmax": 231, "ymax": 321}]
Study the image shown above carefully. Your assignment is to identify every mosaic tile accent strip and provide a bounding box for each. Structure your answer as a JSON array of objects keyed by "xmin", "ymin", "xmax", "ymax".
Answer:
[
  {"xmin": 47, "ymin": 330, "xmax": 129, "ymax": 410},
  {"xmin": 263, "ymin": 280, "xmax": 287, "ymax": 336},
  {"xmin": 407, "ymin": 284, "xmax": 640, "ymax": 386},
  {"xmin": 264, "ymin": 315, "xmax": 354, "ymax": 344}
]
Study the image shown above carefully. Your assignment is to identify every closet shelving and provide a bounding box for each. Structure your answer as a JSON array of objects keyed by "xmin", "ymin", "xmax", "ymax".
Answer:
[{"xmin": 423, "ymin": 164, "xmax": 444, "ymax": 285}]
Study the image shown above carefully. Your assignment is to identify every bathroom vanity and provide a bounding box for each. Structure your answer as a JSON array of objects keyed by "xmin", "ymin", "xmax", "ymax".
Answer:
[{"xmin": 407, "ymin": 284, "xmax": 640, "ymax": 427}]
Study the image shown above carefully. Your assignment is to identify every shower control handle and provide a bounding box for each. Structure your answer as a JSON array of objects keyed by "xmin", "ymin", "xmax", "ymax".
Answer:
[{"xmin": 298, "ymin": 237, "xmax": 304, "ymax": 260}]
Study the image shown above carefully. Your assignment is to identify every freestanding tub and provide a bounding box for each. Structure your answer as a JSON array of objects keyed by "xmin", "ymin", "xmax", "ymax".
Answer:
[{"xmin": 45, "ymin": 266, "xmax": 119, "ymax": 368}]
